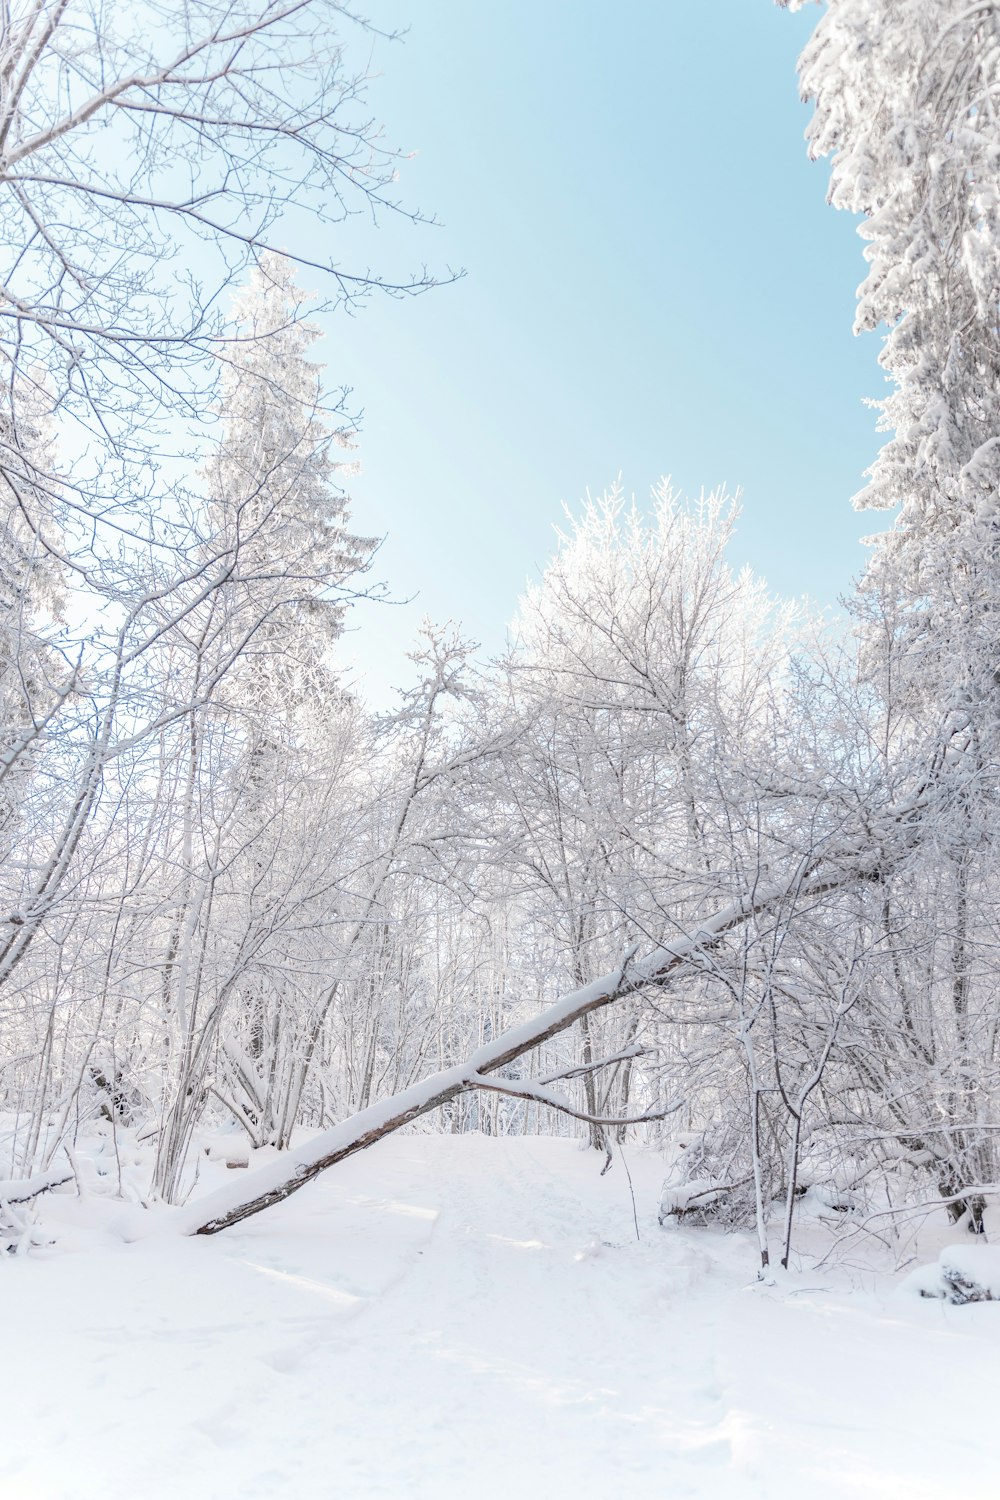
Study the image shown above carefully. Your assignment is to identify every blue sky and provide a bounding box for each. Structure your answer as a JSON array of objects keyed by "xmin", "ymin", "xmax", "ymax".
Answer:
[{"xmin": 316, "ymin": 1, "xmax": 885, "ymax": 700}]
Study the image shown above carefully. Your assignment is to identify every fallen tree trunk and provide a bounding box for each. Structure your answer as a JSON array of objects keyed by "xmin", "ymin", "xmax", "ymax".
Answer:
[{"xmin": 170, "ymin": 855, "xmax": 872, "ymax": 1237}]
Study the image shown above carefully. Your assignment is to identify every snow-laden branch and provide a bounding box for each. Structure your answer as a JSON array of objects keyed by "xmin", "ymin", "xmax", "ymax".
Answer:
[
  {"xmin": 539, "ymin": 1042, "xmax": 646, "ymax": 1085},
  {"xmin": 0, "ymin": 1167, "xmax": 74, "ymax": 1205},
  {"xmin": 467, "ymin": 1070, "xmax": 682, "ymax": 1129}
]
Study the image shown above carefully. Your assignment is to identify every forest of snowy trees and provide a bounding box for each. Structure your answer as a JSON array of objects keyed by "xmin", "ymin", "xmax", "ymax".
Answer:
[{"xmin": 1, "ymin": 0, "xmax": 999, "ymax": 1281}]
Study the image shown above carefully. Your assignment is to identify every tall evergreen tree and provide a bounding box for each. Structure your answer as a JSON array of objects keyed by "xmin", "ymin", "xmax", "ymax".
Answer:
[
  {"xmin": 782, "ymin": 0, "xmax": 1000, "ymax": 732},
  {"xmin": 783, "ymin": 0, "xmax": 1000, "ymax": 1229},
  {"xmin": 181, "ymin": 256, "xmax": 377, "ymax": 1151},
  {"xmin": 203, "ymin": 253, "xmax": 375, "ymax": 724}
]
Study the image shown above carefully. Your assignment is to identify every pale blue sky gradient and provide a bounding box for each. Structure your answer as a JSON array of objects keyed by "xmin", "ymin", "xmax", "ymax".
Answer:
[{"xmin": 315, "ymin": 2, "xmax": 883, "ymax": 700}]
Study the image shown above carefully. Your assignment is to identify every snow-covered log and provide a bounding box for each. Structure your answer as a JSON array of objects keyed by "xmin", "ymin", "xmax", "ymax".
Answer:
[{"xmin": 0, "ymin": 1168, "xmax": 74, "ymax": 1205}]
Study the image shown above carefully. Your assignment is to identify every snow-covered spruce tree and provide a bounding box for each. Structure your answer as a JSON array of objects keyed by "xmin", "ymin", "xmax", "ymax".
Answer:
[
  {"xmin": 151, "ymin": 259, "xmax": 376, "ymax": 1192},
  {"xmin": 202, "ymin": 253, "xmax": 373, "ymax": 702},
  {"xmin": 782, "ymin": 0, "xmax": 1000, "ymax": 1228},
  {"xmin": 781, "ymin": 0, "xmax": 1000, "ymax": 726}
]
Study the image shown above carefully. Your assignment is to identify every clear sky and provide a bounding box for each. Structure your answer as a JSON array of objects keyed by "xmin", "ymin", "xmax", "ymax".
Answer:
[{"xmin": 314, "ymin": 1, "xmax": 885, "ymax": 702}]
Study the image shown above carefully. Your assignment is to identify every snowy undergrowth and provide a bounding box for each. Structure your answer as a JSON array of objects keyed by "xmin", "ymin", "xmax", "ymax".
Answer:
[{"xmin": 2, "ymin": 1132, "xmax": 999, "ymax": 1500}]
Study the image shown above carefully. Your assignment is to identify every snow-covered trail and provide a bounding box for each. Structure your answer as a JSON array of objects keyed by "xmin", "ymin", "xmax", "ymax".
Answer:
[{"xmin": 2, "ymin": 1134, "xmax": 999, "ymax": 1499}]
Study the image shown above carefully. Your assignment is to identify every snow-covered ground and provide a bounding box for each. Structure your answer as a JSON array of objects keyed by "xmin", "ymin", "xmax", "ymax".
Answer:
[{"xmin": 3, "ymin": 1133, "xmax": 1000, "ymax": 1499}]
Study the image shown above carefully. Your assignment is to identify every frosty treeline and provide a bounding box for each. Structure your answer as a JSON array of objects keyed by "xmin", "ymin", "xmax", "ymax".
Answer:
[{"xmin": 1, "ymin": 0, "xmax": 998, "ymax": 1269}]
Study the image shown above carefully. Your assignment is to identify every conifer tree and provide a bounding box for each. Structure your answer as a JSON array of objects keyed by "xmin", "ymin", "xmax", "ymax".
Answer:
[
  {"xmin": 783, "ymin": 0, "xmax": 1000, "ymax": 1229},
  {"xmin": 203, "ymin": 253, "xmax": 375, "ymax": 725},
  {"xmin": 782, "ymin": 0, "xmax": 1000, "ymax": 732},
  {"xmin": 191, "ymin": 256, "xmax": 376, "ymax": 1148}
]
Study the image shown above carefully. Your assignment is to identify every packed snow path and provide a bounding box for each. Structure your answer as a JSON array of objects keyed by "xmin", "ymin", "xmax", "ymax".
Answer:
[{"xmin": 3, "ymin": 1135, "xmax": 999, "ymax": 1498}]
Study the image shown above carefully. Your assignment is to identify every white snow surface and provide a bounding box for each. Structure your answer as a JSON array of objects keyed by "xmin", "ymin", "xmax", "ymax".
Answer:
[{"xmin": 4, "ymin": 1132, "xmax": 1000, "ymax": 1499}]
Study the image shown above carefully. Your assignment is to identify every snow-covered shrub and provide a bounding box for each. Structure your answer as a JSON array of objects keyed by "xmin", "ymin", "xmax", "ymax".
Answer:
[
  {"xmin": 901, "ymin": 1246, "xmax": 1000, "ymax": 1306},
  {"xmin": 657, "ymin": 1127, "xmax": 761, "ymax": 1230},
  {"xmin": 658, "ymin": 1176, "xmax": 748, "ymax": 1227}
]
